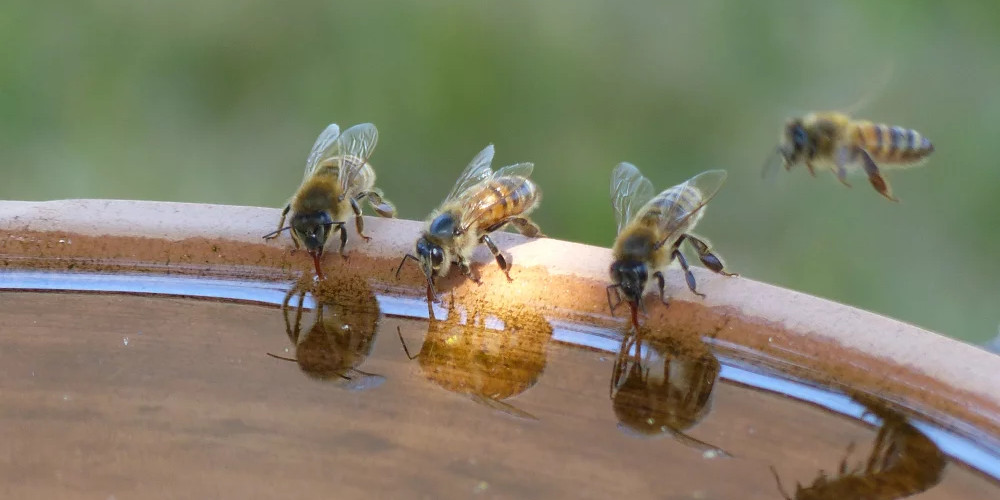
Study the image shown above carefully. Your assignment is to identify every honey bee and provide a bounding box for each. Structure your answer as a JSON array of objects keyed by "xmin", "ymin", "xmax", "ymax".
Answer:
[
  {"xmin": 770, "ymin": 394, "xmax": 945, "ymax": 499},
  {"xmin": 267, "ymin": 273, "xmax": 384, "ymax": 390},
  {"xmin": 765, "ymin": 112, "xmax": 934, "ymax": 201},
  {"xmin": 611, "ymin": 325, "xmax": 727, "ymax": 456},
  {"xmin": 396, "ymin": 144, "xmax": 544, "ymax": 300},
  {"xmin": 264, "ymin": 122, "xmax": 396, "ymax": 278},
  {"xmin": 608, "ymin": 163, "xmax": 736, "ymax": 327}
]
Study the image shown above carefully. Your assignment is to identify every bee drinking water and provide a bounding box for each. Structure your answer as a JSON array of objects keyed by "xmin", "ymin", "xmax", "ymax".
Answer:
[
  {"xmin": 264, "ymin": 122, "xmax": 396, "ymax": 278},
  {"xmin": 764, "ymin": 112, "xmax": 934, "ymax": 201},
  {"xmin": 396, "ymin": 144, "xmax": 544, "ymax": 301},
  {"xmin": 608, "ymin": 163, "xmax": 736, "ymax": 328}
]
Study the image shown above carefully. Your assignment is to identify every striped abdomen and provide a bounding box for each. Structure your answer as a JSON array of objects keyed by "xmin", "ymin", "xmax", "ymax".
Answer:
[
  {"xmin": 639, "ymin": 182, "xmax": 705, "ymax": 237},
  {"xmin": 852, "ymin": 122, "xmax": 934, "ymax": 164},
  {"xmin": 463, "ymin": 176, "xmax": 540, "ymax": 232}
]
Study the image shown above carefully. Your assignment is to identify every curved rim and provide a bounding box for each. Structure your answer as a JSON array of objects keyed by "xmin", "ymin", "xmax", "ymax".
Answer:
[{"xmin": 1, "ymin": 198, "xmax": 998, "ymax": 440}]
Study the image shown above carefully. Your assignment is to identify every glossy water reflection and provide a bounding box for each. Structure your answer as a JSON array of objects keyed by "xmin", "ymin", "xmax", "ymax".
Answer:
[
  {"xmin": 269, "ymin": 273, "xmax": 384, "ymax": 389},
  {"xmin": 398, "ymin": 296, "xmax": 553, "ymax": 419},
  {"xmin": 610, "ymin": 325, "xmax": 727, "ymax": 456},
  {"xmin": 772, "ymin": 394, "xmax": 946, "ymax": 499}
]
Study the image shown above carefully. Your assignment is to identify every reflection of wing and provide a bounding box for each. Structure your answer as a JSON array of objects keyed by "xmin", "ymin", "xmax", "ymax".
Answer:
[
  {"xmin": 338, "ymin": 368, "xmax": 386, "ymax": 391},
  {"xmin": 472, "ymin": 394, "xmax": 538, "ymax": 421},
  {"xmin": 658, "ymin": 170, "xmax": 727, "ymax": 240},
  {"xmin": 331, "ymin": 123, "xmax": 379, "ymax": 192},
  {"xmin": 760, "ymin": 146, "xmax": 786, "ymax": 181},
  {"xmin": 304, "ymin": 123, "xmax": 341, "ymax": 179},
  {"xmin": 445, "ymin": 144, "xmax": 495, "ymax": 201},
  {"xmin": 611, "ymin": 162, "xmax": 655, "ymax": 234}
]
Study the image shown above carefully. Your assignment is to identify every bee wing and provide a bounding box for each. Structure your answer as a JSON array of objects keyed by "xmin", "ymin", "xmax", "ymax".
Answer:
[
  {"xmin": 338, "ymin": 368, "xmax": 386, "ymax": 391},
  {"xmin": 611, "ymin": 162, "xmax": 656, "ymax": 234},
  {"xmin": 493, "ymin": 161, "xmax": 534, "ymax": 180},
  {"xmin": 760, "ymin": 146, "xmax": 787, "ymax": 182},
  {"xmin": 445, "ymin": 144, "xmax": 496, "ymax": 202},
  {"xmin": 303, "ymin": 123, "xmax": 341, "ymax": 179},
  {"xmin": 657, "ymin": 169, "xmax": 728, "ymax": 243},
  {"xmin": 332, "ymin": 123, "xmax": 379, "ymax": 192}
]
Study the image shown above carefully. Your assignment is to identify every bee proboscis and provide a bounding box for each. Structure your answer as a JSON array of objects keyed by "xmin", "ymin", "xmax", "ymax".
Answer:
[
  {"xmin": 763, "ymin": 111, "xmax": 934, "ymax": 201},
  {"xmin": 608, "ymin": 163, "xmax": 736, "ymax": 327},
  {"xmin": 264, "ymin": 122, "xmax": 396, "ymax": 278},
  {"xmin": 396, "ymin": 144, "xmax": 544, "ymax": 301}
]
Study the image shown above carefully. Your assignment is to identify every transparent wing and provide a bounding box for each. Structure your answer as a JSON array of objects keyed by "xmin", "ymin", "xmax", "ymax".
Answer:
[
  {"xmin": 760, "ymin": 146, "xmax": 786, "ymax": 182},
  {"xmin": 331, "ymin": 123, "xmax": 379, "ymax": 192},
  {"xmin": 494, "ymin": 162, "xmax": 534, "ymax": 180},
  {"xmin": 657, "ymin": 169, "xmax": 728, "ymax": 240},
  {"xmin": 611, "ymin": 162, "xmax": 656, "ymax": 234},
  {"xmin": 338, "ymin": 368, "xmax": 386, "ymax": 391},
  {"xmin": 303, "ymin": 123, "xmax": 341, "ymax": 178},
  {"xmin": 445, "ymin": 144, "xmax": 495, "ymax": 201}
]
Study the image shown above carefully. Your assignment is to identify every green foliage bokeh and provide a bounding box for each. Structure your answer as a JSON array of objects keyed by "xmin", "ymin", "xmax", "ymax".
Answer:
[{"xmin": 2, "ymin": 1, "xmax": 998, "ymax": 343}]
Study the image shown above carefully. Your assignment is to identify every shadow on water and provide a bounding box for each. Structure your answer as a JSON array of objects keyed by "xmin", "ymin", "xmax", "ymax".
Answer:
[
  {"xmin": 268, "ymin": 272, "xmax": 384, "ymax": 390},
  {"xmin": 610, "ymin": 324, "xmax": 729, "ymax": 457},
  {"xmin": 770, "ymin": 393, "xmax": 946, "ymax": 500},
  {"xmin": 397, "ymin": 295, "xmax": 553, "ymax": 420}
]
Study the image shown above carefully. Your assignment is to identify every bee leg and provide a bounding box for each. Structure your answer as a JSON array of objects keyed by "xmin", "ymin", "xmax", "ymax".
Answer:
[
  {"xmin": 349, "ymin": 197, "xmax": 372, "ymax": 241},
  {"xmin": 672, "ymin": 246, "xmax": 705, "ymax": 298},
  {"xmin": 683, "ymin": 234, "xmax": 737, "ymax": 277},
  {"xmin": 361, "ymin": 190, "xmax": 397, "ymax": 218},
  {"xmin": 458, "ymin": 258, "xmax": 482, "ymax": 285},
  {"xmin": 337, "ymin": 224, "xmax": 348, "ymax": 256},
  {"xmin": 833, "ymin": 146, "xmax": 854, "ymax": 187},
  {"xmin": 652, "ymin": 271, "xmax": 670, "ymax": 306},
  {"xmin": 509, "ymin": 217, "xmax": 545, "ymax": 238},
  {"xmin": 855, "ymin": 147, "xmax": 898, "ymax": 201},
  {"xmin": 481, "ymin": 234, "xmax": 513, "ymax": 281},
  {"xmin": 264, "ymin": 204, "xmax": 291, "ymax": 240},
  {"xmin": 805, "ymin": 161, "xmax": 818, "ymax": 177},
  {"xmin": 606, "ymin": 285, "xmax": 623, "ymax": 315}
]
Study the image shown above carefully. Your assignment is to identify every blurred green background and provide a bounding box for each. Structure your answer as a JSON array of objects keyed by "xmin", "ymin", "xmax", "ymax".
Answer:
[{"xmin": 2, "ymin": 1, "xmax": 998, "ymax": 344}]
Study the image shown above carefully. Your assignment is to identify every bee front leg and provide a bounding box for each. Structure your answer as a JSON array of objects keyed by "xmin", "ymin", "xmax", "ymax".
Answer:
[
  {"xmin": 833, "ymin": 146, "xmax": 854, "ymax": 188},
  {"xmin": 349, "ymin": 197, "xmax": 372, "ymax": 241},
  {"xmin": 337, "ymin": 224, "xmax": 348, "ymax": 256},
  {"xmin": 682, "ymin": 234, "xmax": 737, "ymax": 277},
  {"xmin": 481, "ymin": 234, "xmax": 513, "ymax": 281},
  {"xmin": 458, "ymin": 258, "xmax": 482, "ymax": 285},
  {"xmin": 652, "ymin": 271, "xmax": 670, "ymax": 306},
  {"xmin": 265, "ymin": 204, "xmax": 291, "ymax": 241},
  {"xmin": 855, "ymin": 147, "xmax": 898, "ymax": 202},
  {"xmin": 509, "ymin": 217, "xmax": 545, "ymax": 238}
]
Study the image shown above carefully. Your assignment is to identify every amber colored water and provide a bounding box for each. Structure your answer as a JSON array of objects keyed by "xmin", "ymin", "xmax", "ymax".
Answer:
[{"xmin": 0, "ymin": 272, "xmax": 998, "ymax": 499}]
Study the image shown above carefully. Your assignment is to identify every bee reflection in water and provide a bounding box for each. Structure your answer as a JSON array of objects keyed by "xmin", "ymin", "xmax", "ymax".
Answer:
[
  {"xmin": 268, "ymin": 273, "xmax": 384, "ymax": 390},
  {"xmin": 397, "ymin": 297, "xmax": 553, "ymax": 420},
  {"xmin": 771, "ymin": 394, "xmax": 946, "ymax": 500},
  {"xmin": 610, "ymin": 325, "xmax": 729, "ymax": 457}
]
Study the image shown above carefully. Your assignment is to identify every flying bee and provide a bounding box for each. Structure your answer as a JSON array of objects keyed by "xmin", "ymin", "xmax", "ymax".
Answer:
[
  {"xmin": 396, "ymin": 144, "xmax": 544, "ymax": 300},
  {"xmin": 608, "ymin": 163, "xmax": 736, "ymax": 328},
  {"xmin": 264, "ymin": 122, "xmax": 396, "ymax": 279},
  {"xmin": 764, "ymin": 112, "xmax": 934, "ymax": 201}
]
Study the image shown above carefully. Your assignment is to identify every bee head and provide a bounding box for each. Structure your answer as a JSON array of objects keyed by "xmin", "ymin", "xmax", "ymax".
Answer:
[
  {"xmin": 415, "ymin": 236, "xmax": 448, "ymax": 281},
  {"xmin": 609, "ymin": 259, "xmax": 648, "ymax": 308},
  {"xmin": 781, "ymin": 118, "xmax": 812, "ymax": 163},
  {"xmin": 291, "ymin": 211, "xmax": 336, "ymax": 255}
]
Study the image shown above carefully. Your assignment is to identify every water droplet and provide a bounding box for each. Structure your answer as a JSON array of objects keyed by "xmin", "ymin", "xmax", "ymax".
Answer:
[
  {"xmin": 473, "ymin": 481, "xmax": 489, "ymax": 494},
  {"xmin": 62, "ymin": 394, "xmax": 71, "ymax": 401},
  {"xmin": 123, "ymin": 337, "xmax": 129, "ymax": 346},
  {"xmin": 702, "ymin": 449, "xmax": 720, "ymax": 459},
  {"xmin": 768, "ymin": 336, "xmax": 773, "ymax": 342}
]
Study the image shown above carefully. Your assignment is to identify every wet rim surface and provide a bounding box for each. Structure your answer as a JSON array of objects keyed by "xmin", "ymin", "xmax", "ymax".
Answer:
[{"xmin": 2, "ymin": 199, "xmax": 999, "ymax": 445}]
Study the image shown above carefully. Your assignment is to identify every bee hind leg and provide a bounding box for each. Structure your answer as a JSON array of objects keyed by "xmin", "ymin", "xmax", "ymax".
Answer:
[
  {"xmin": 361, "ymin": 189, "xmax": 396, "ymax": 218},
  {"xmin": 349, "ymin": 197, "xmax": 372, "ymax": 241},
  {"xmin": 855, "ymin": 147, "xmax": 898, "ymax": 201},
  {"xmin": 683, "ymin": 234, "xmax": 737, "ymax": 277},
  {"xmin": 481, "ymin": 234, "xmax": 513, "ymax": 281},
  {"xmin": 509, "ymin": 217, "xmax": 545, "ymax": 238}
]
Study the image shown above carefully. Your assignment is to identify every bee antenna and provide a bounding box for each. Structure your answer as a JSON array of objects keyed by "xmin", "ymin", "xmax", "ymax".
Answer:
[
  {"xmin": 266, "ymin": 352, "xmax": 297, "ymax": 363},
  {"xmin": 395, "ymin": 253, "xmax": 419, "ymax": 279},
  {"xmin": 262, "ymin": 226, "xmax": 292, "ymax": 239}
]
